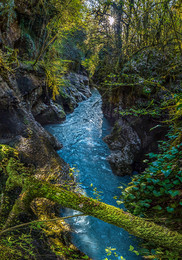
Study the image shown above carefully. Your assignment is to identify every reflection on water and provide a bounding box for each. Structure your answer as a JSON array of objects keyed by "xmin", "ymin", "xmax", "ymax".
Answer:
[{"xmin": 46, "ymin": 91, "xmax": 142, "ymax": 260}]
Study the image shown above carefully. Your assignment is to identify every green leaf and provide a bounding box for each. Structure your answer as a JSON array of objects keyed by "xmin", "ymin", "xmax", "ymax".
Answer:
[
  {"xmin": 153, "ymin": 190, "xmax": 161, "ymax": 197},
  {"xmin": 148, "ymin": 153, "xmax": 157, "ymax": 158},
  {"xmin": 116, "ymin": 200, "xmax": 124, "ymax": 205},
  {"xmin": 129, "ymin": 245, "xmax": 134, "ymax": 251},
  {"xmin": 173, "ymin": 180, "xmax": 180, "ymax": 185},
  {"xmin": 166, "ymin": 207, "xmax": 174, "ymax": 213},
  {"xmin": 169, "ymin": 190, "xmax": 180, "ymax": 197},
  {"xmin": 162, "ymin": 169, "xmax": 172, "ymax": 177},
  {"xmin": 147, "ymin": 185, "xmax": 154, "ymax": 191},
  {"xmin": 133, "ymin": 250, "xmax": 139, "ymax": 256},
  {"xmin": 128, "ymin": 194, "xmax": 136, "ymax": 199},
  {"xmin": 151, "ymin": 178, "xmax": 159, "ymax": 184}
]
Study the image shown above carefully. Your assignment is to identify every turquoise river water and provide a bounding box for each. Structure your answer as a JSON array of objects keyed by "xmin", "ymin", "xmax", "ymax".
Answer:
[{"xmin": 46, "ymin": 91, "xmax": 142, "ymax": 260}]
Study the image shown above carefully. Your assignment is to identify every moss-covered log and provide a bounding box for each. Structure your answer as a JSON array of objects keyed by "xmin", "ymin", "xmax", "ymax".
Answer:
[
  {"xmin": 18, "ymin": 179, "xmax": 182, "ymax": 252},
  {"xmin": 1, "ymin": 145, "xmax": 182, "ymax": 253}
]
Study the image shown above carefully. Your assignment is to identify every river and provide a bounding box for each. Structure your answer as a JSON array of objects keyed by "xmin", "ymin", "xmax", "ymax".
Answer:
[{"xmin": 46, "ymin": 90, "xmax": 142, "ymax": 260}]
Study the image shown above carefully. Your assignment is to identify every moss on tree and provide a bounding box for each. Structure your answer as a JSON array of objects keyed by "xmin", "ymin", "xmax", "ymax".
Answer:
[{"xmin": 0, "ymin": 144, "xmax": 182, "ymax": 257}]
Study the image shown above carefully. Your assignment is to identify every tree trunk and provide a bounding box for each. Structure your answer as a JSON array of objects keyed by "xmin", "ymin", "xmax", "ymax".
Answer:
[
  {"xmin": 112, "ymin": 1, "xmax": 123, "ymax": 68},
  {"xmin": 1, "ymin": 154, "xmax": 182, "ymax": 252},
  {"xmin": 17, "ymin": 178, "xmax": 182, "ymax": 253}
]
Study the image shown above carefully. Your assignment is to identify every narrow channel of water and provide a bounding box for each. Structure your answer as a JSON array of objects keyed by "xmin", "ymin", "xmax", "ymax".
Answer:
[{"xmin": 46, "ymin": 91, "xmax": 142, "ymax": 260}]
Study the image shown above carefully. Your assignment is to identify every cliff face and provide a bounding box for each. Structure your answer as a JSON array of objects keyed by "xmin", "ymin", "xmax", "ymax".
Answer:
[
  {"xmin": 103, "ymin": 112, "xmax": 165, "ymax": 176},
  {"xmin": 0, "ymin": 67, "xmax": 91, "ymax": 171},
  {"xmin": 101, "ymin": 72, "xmax": 167, "ymax": 176},
  {"xmin": 0, "ymin": 0, "xmax": 91, "ymax": 171},
  {"xmin": 0, "ymin": 71, "xmax": 63, "ymax": 171},
  {"xmin": 14, "ymin": 68, "xmax": 91, "ymax": 126}
]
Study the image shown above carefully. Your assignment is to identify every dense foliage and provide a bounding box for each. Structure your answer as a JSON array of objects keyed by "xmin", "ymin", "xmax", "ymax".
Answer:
[
  {"xmin": 83, "ymin": 0, "xmax": 182, "ymax": 76},
  {"xmin": 122, "ymin": 127, "xmax": 182, "ymax": 224}
]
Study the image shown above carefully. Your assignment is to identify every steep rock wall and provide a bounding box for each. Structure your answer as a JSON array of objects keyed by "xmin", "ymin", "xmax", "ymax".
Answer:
[
  {"xmin": 0, "ymin": 5, "xmax": 91, "ymax": 167},
  {"xmin": 101, "ymin": 88, "xmax": 166, "ymax": 176},
  {"xmin": 0, "ymin": 66, "xmax": 91, "ymax": 168}
]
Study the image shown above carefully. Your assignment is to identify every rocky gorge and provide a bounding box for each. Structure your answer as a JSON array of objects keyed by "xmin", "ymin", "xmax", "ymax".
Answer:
[{"xmin": 0, "ymin": 1, "xmax": 181, "ymax": 259}]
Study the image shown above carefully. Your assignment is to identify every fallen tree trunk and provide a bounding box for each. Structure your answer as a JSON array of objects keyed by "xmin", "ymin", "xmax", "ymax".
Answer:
[
  {"xmin": 20, "ymin": 178, "xmax": 182, "ymax": 252},
  {"xmin": 1, "ymin": 146, "xmax": 182, "ymax": 253}
]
